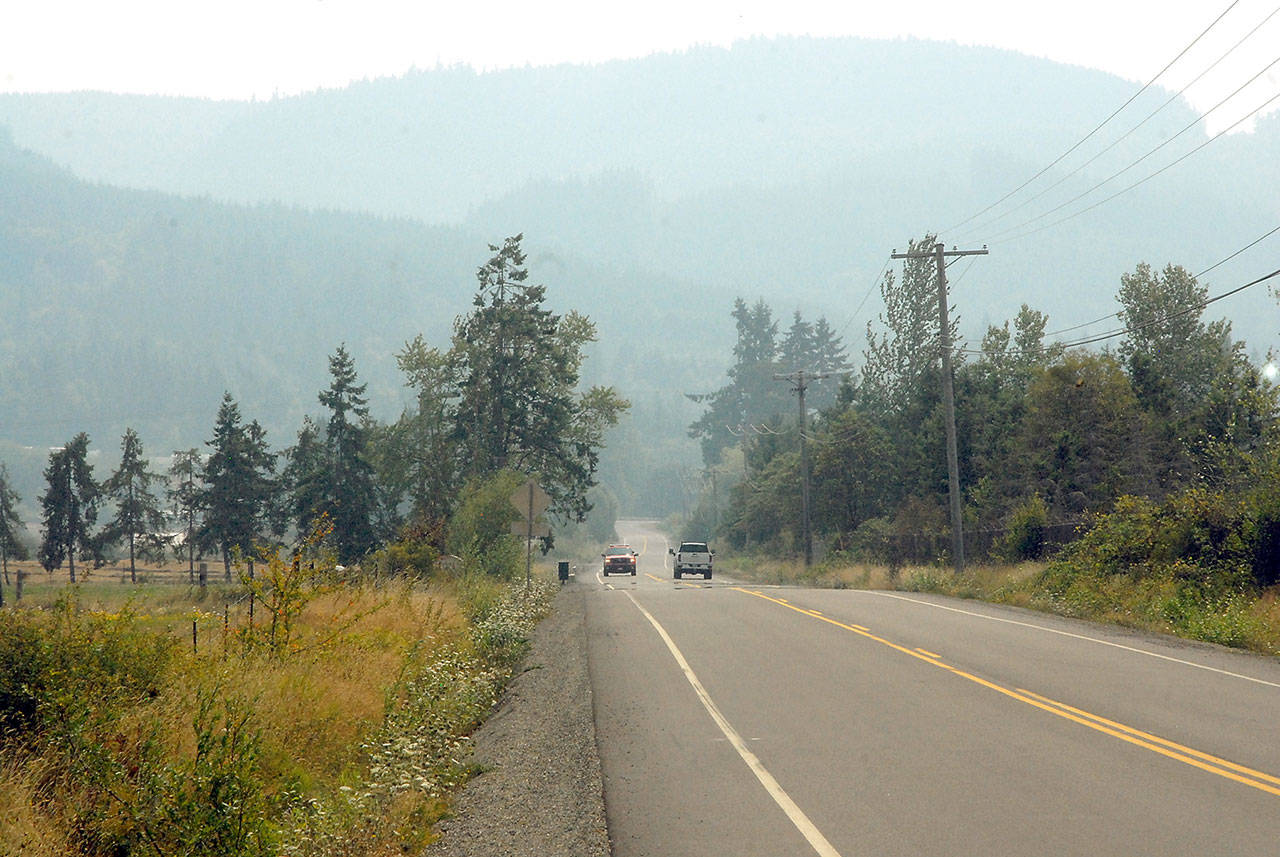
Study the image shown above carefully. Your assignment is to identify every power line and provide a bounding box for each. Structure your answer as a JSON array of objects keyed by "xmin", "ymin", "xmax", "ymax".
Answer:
[
  {"xmin": 992, "ymin": 84, "xmax": 1280, "ymax": 247},
  {"xmin": 957, "ymin": 3, "xmax": 1280, "ymax": 242},
  {"xmin": 1027, "ymin": 223, "xmax": 1280, "ymax": 339},
  {"xmin": 982, "ymin": 52, "xmax": 1280, "ymax": 245},
  {"xmin": 959, "ymin": 266, "xmax": 1280, "ymax": 356},
  {"xmin": 835, "ymin": 256, "xmax": 892, "ymax": 340},
  {"xmin": 945, "ymin": 0, "xmax": 1245, "ymax": 234}
]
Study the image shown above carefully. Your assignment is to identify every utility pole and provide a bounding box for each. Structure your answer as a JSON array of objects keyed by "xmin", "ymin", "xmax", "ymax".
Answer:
[
  {"xmin": 890, "ymin": 242, "xmax": 988, "ymax": 575},
  {"xmin": 773, "ymin": 369, "xmax": 833, "ymax": 566}
]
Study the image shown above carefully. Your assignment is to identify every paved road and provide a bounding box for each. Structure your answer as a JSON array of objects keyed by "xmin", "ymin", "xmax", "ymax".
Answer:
[{"xmin": 584, "ymin": 520, "xmax": 1280, "ymax": 856}]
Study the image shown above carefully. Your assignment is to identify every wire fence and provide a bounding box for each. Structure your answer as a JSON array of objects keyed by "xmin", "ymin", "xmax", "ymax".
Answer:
[{"xmin": 862, "ymin": 521, "xmax": 1084, "ymax": 567}]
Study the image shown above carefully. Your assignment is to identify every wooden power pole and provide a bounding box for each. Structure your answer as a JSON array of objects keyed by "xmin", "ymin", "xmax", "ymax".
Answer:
[
  {"xmin": 890, "ymin": 242, "xmax": 988, "ymax": 574},
  {"xmin": 774, "ymin": 369, "xmax": 834, "ymax": 566}
]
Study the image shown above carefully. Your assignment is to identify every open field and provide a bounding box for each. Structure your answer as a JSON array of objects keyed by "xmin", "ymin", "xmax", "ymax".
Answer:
[{"xmin": 0, "ymin": 558, "xmax": 556, "ymax": 856}]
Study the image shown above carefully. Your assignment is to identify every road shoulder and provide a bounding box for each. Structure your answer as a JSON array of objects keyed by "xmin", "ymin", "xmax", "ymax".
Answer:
[{"xmin": 427, "ymin": 583, "xmax": 610, "ymax": 857}]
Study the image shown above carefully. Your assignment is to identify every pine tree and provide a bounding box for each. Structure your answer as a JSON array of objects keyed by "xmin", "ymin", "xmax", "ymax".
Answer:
[
  {"xmin": 168, "ymin": 448, "xmax": 202, "ymax": 582},
  {"xmin": 451, "ymin": 235, "xmax": 627, "ymax": 523},
  {"xmin": 200, "ymin": 394, "xmax": 277, "ymax": 580},
  {"xmin": 0, "ymin": 463, "xmax": 28, "ymax": 604},
  {"xmin": 688, "ymin": 298, "xmax": 789, "ymax": 466},
  {"xmin": 103, "ymin": 428, "xmax": 167, "ymax": 583},
  {"xmin": 39, "ymin": 433, "xmax": 101, "ymax": 582},
  {"xmin": 317, "ymin": 345, "xmax": 378, "ymax": 564},
  {"xmin": 281, "ymin": 416, "xmax": 327, "ymax": 540}
]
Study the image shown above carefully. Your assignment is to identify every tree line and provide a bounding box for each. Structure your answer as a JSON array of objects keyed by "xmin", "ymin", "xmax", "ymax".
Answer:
[
  {"xmin": 0, "ymin": 236, "xmax": 627, "ymax": 589},
  {"xmin": 686, "ymin": 235, "xmax": 1279, "ymax": 580}
]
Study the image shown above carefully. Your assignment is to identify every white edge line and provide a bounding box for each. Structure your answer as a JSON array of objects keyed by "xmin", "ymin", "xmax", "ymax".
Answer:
[
  {"xmin": 863, "ymin": 590, "xmax": 1280, "ymax": 690},
  {"xmin": 625, "ymin": 591, "xmax": 843, "ymax": 857}
]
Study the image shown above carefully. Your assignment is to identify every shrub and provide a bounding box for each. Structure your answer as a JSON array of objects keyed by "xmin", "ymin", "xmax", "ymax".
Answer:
[
  {"xmin": 0, "ymin": 594, "xmax": 174, "ymax": 741},
  {"xmin": 998, "ymin": 495, "xmax": 1049, "ymax": 561}
]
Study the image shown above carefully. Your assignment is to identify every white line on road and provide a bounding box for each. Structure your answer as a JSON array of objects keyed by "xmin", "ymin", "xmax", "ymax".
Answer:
[
  {"xmin": 625, "ymin": 592, "xmax": 843, "ymax": 857},
  {"xmin": 863, "ymin": 590, "xmax": 1280, "ymax": 689}
]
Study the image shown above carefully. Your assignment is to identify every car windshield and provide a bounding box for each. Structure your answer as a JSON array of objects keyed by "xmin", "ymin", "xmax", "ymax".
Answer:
[
  {"xmin": 605, "ymin": 547, "xmax": 632, "ymax": 556},
  {"xmin": 679, "ymin": 543, "xmax": 708, "ymax": 552}
]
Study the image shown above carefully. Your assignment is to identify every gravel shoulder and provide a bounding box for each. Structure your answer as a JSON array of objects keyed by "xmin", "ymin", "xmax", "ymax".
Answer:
[{"xmin": 426, "ymin": 582, "xmax": 610, "ymax": 857}]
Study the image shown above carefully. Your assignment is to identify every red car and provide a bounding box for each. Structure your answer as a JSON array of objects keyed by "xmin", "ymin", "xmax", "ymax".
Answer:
[{"xmin": 602, "ymin": 544, "xmax": 637, "ymax": 576}]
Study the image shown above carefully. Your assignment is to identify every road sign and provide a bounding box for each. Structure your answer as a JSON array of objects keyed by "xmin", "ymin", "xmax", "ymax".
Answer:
[
  {"xmin": 510, "ymin": 517, "xmax": 552, "ymax": 538},
  {"xmin": 510, "ymin": 478, "xmax": 552, "ymax": 589},
  {"xmin": 509, "ymin": 478, "xmax": 551, "ymax": 519}
]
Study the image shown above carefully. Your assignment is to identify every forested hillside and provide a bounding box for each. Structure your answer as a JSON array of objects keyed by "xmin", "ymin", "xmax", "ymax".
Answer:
[{"xmin": 2, "ymin": 35, "xmax": 1278, "ymax": 520}]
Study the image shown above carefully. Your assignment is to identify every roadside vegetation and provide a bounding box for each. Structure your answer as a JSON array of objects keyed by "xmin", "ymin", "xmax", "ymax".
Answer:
[
  {"xmin": 721, "ymin": 458, "xmax": 1280, "ymax": 655},
  {"xmin": 689, "ymin": 244, "xmax": 1280, "ymax": 657},
  {"xmin": 0, "ymin": 540, "xmax": 556, "ymax": 856},
  {"xmin": 0, "ymin": 236, "xmax": 609, "ymax": 855}
]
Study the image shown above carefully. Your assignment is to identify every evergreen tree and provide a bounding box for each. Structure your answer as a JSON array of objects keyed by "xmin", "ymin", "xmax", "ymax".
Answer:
[
  {"xmin": 451, "ymin": 235, "xmax": 627, "ymax": 523},
  {"xmin": 103, "ymin": 428, "xmax": 168, "ymax": 583},
  {"xmin": 394, "ymin": 334, "xmax": 460, "ymax": 524},
  {"xmin": 780, "ymin": 312, "xmax": 816, "ymax": 372},
  {"xmin": 317, "ymin": 345, "xmax": 379, "ymax": 564},
  {"xmin": 167, "ymin": 448, "xmax": 202, "ymax": 581},
  {"xmin": 38, "ymin": 433, "xmax": 101, "ymax": 582},
  {"xmin": 0, "ymin": 463, "xmax": 28, "ymax": 603},
  {"xmin": 199, "ymin": 394, "xmax": 277, "ymax": 580},
  {"xmin": 688, "ymin": 298, "xmax": 789, "ymax": 466},
  {"xmin": 281, "ymin": 416, "xmax": 328, "ymax": 541}
]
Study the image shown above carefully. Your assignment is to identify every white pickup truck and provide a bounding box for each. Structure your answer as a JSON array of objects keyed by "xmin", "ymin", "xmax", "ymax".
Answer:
[{"xmin": 669, "ymin": 541, "xmax": 714, "ymax": 580}]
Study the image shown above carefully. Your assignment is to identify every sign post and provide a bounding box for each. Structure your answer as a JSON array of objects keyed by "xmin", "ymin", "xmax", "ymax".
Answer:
[{"xmin": 509, "ymin": 478, "xmax": 551, "ymax": 591}]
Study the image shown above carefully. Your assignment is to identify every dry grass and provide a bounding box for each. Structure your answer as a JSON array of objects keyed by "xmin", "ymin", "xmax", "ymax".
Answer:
[
  {"xmin": 0, "ymin": 577, "xmax": 476, "ymax": 855},
  {"xmin": 722, "ymin": 553, "xmax": 1280, "ymax": 655}
]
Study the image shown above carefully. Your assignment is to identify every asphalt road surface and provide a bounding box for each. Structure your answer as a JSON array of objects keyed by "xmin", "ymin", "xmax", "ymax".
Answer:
[{"xmin": 584, "ymin": 520, "xmax": 1280, "ymax": 856}]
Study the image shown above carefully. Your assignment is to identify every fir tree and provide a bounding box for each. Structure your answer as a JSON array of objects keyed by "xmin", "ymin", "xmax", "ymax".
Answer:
[
  {"xmin": 168, "ymin": 448, "xmax": 203, "ymax": 582},
  {"xmin": 316, "ymin": 346, "xmax": 379, "ymax": 564},
  {"xmin": 39, "ymin": 433, "xmax": 101, "ymax": 582},
  {"xmin": 0, "ymin": 463, "xmax": 28, "ymax": 604},
  {"xmin": 103, "ymin": 428, "xmax": 167, "ymax": 583},
  {"xmin": 200, "ymin": 394, "xmax": 277, "ymax": 580}
]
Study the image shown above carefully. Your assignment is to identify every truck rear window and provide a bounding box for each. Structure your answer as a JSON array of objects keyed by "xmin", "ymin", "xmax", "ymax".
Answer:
[{"xmin": 679, "ymin": 543, "xmax": 708, "ymax": 552}]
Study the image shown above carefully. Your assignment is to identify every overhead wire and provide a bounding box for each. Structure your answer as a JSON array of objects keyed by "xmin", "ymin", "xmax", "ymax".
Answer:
[
  {"xmin": 956, "ymin": 2, "xmax": 1280, "ymax": 243},
  {"xmin": 1002, "ymin": 222, "xmax": 1280, "ymax": 340},
  {"xmin": 835, "ymin": 256, "xmax": 891, "ymax": 340},
  {"xmin": 944, "ymin": 0, "xmax": 1245, "ymax": 234},
  {"xmin": 992, "ymin": 83, "xmax": 1280, "ymax": 246},
  {"xmin": 957, "ymin": 266, "xmax": 1280, "ymax": 356},
  {"xmin": 982, "ymin": 52, "xmax": 1280, "ymax": 245}
]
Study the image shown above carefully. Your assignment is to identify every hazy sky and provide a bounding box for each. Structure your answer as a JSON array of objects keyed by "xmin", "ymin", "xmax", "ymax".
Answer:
[{"xmin": 3, "ymin": 1, "xmax": 1278, "ymax": 132}]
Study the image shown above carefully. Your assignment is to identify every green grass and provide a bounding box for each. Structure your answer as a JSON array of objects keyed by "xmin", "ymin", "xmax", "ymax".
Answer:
[{"xmin": 722, "ymin": 553, "xmax": 1280, "ymax": 655}]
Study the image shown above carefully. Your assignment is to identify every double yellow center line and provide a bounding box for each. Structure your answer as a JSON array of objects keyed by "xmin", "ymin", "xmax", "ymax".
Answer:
[{"xmin": 734, "ymin": 587, "xmax": 1280, "ymax": 798}]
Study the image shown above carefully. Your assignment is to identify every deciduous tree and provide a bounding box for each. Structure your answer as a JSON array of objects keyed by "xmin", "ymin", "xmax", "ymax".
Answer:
[
  {"xmin": 167, "ymin": 448, "xmax": 202, "ymax": 581},
  {"xmin": 451, "ymin": 235, "xmax": 627, "ymax": 524}
]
